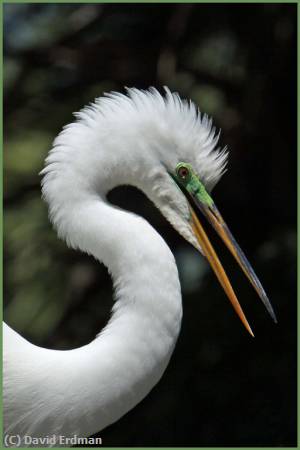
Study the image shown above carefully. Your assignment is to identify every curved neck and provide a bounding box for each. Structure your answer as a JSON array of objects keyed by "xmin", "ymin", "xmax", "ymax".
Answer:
[
  {"xmin": 5, "ymin": 92, "xmax": 188, "ymax": 440},
  {"xmin": 65, "ymin": 197, "xmax": 183, "ymax": 436},
  {"xmin": 6, "ymin": 181, "xmax": 183, "ymax": 441}
]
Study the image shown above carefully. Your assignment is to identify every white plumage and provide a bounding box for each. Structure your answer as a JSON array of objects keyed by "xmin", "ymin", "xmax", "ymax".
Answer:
[{"xmin": 4, "ymin": 87, "xmax": 228, "ymax": 446}]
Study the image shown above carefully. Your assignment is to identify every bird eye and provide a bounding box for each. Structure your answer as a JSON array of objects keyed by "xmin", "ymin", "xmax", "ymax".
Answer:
[{"xmin": 177, "ymin": 165, "xmax": 190, "ymax": 180}]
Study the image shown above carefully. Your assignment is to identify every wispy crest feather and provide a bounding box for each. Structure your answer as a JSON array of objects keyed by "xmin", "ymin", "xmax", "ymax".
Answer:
[
  {"xmin": 41, "ymin": 87, "xmax": 228, "ymax": 244},
  {"xmin": 89, "ymin": 87, "xmax": 227, "ymax": 190}
]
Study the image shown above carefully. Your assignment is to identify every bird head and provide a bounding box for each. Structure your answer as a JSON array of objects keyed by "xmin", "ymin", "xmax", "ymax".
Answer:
[
  {"xmin": 119, "ymin": 88, "xmax": 276, "ymax": 336},
  {"xmin": 44, "ymin": 87, "xmax": 276, "ymax": 335}
]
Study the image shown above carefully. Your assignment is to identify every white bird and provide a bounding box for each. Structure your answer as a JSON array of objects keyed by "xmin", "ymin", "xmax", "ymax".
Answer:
[{"xmin": 4, "ymin": 88, "xmax": 276, "ymax": 447}]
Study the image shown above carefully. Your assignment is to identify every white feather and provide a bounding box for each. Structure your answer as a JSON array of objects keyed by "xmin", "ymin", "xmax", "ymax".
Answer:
[{"xmin": 4, "ymin": 88, "xmax": 227, "ymax": 446}]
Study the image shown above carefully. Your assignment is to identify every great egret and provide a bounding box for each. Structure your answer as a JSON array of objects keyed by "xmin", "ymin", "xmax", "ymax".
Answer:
[{"xmin": 4, "ymin": 87, "xmax": 276, "ymax": 447}]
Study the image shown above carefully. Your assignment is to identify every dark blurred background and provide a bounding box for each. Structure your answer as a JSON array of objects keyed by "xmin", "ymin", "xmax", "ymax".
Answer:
[{"xmin": 4, "ymin": 3, "xmax": 297, "ymax": 447}]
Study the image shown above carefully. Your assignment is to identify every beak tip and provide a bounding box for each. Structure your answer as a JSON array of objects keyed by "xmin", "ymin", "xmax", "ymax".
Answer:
[
  {"xmin": 266, "ymin": 302, "xmax": 278, "ymax": 324},
  {"xmin": 271, "ymin": 311, "xmax": 278, "ymax": 324},
  {"xmin": 261, "ymin": 292, "xmax": 278, "ymax": 324},
  {"xmin": 247, "ymin": 325, "xmax": 255, "ymax": 338}
]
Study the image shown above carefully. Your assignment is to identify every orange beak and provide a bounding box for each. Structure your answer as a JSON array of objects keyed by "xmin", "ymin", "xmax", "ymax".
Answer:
[
  {"xmin": 190, "ymin": 207, "xmax": 254, "ymax": 337},
  {"xmin": 189, "ymin": 197, "xmax": 277, "ymax": 337},
  {"xmin": 172, "ymin": 162, "xmax": 276, "ymax": 336}
]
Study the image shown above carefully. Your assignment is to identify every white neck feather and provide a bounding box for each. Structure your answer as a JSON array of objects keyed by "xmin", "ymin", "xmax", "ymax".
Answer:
[
  {"xmin": 4, "ymin": 192, "xmax": 182, "ymax": 444},
  {"xmin": 5, "ymin": 88, "xmax": 226, "ymax": 443},
  {"xmin": 4, "ymin": 119, "xmax": 183, "ymax": 443}
]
